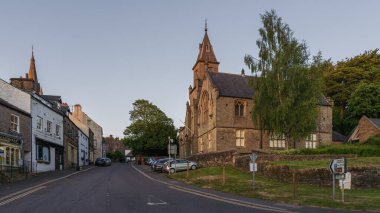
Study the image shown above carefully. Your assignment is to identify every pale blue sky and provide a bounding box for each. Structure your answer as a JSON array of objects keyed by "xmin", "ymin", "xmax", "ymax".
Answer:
[{"xmin": 0, "ymin": 0, "xmax": 379, "ymax": 137}]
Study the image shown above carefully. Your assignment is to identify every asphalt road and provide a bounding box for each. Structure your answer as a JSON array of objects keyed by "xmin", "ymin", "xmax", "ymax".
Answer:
[{"xmin": 0, "ymin": 163, "xmax": 357, "ymax": 213}]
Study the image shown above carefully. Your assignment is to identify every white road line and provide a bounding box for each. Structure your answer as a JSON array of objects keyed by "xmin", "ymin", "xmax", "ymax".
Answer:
[
  {"xmin": 132, "ymin": 165, "xmax": 296, "ymax": 213},
  {"xmin": 0, "ymin": 186, "xmax": 46, "ymax": 206},
  {"xmin": 0, "ymin": 167, "xmax": 94, "ymax": 204}
]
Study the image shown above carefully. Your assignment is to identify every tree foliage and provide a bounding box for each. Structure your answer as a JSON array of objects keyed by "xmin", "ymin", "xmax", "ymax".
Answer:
[
  {"xmin": 324, "ymin": 49, "xmax": 380, "ymax": 134},
  {"xmin": 123, "ymin": 99, "xmax": 177, "ymax": 156},
  {"xmin": 344, "ymin": 83, "xmax": 380, "ymax": 130},
  {"xmin": 244, "ymin": 10, "xmax": 324, "ymax": 147}
]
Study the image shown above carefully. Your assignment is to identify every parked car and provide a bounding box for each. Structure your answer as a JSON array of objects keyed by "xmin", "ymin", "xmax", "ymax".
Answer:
[
  {"xmin": 152, "ymin": 158, "xmax": 171, "ymax": 172},
  {"xmin": 95, "ymin": 157, "xmax": 112, "ymax": 166},
  {"xmin": 163, "ymin": 159, "xmax": 197, "ymax": 173}
]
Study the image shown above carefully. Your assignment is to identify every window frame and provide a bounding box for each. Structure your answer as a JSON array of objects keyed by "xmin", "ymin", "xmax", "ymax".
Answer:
[
  {"xmin": 305, "ymin": 134, "xmax": 317, "ymax": 149},
  {"xmin": 235, "ymin": 100, "xmax": 245, "ymax": 117},
  {"xmin": 46, "ymin": 121, "xmax": 52, "ymax": 133},
  {"xmin": 235, "ymin": 130, "xmax": 245, "ymax": 147},
  {"xmin": 269, "ymin": 134, "xmax": 286, "ymax": 148},
  {"xmin": 10, "ymin": 114, "xmax": 20, "ymax": 132},
  {"xmin": 37, "ymin": 116, "xmax": 43, "ymax": 130}
]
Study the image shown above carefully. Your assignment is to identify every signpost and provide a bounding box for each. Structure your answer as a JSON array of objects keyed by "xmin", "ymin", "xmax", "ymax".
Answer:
[
  {"xmin": 250, "ymin": 153, "xmax": 258, "ymax": 190},
  {"xmin": 329, "ymin": 158, "xmax": 348, "ymax": 201}
]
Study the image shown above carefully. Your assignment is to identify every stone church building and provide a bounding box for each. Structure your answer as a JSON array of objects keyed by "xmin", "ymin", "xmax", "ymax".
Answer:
[{"xmin": 179, "ymin": 27, "xmax": 333, "ymax": 158}]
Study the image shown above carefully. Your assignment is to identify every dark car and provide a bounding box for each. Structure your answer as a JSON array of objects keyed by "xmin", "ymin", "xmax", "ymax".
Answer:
[
  {"xmin": 152, "ymin": 158, "xmax": 171, "ymax": 172},
  {"xmin": 95, "ymin": 158, "xmax": 112, "ymax": 166}
]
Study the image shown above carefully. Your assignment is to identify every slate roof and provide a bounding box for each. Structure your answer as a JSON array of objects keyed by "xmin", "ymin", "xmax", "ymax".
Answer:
[
  {"xmin": 207, "ymin": 71, "xmax": 253, "ymax": 99},
  {"xmin": 207, "ymin": 71, "xmax": 332, "ymax": 106},
  {"xmin": 332, "ymin": 131, "xmax": 346, "ymax": 142},
  {"xmin": 42, "ymin": 95, "xmax": 62, "ymax": 103},
  {"xmin": 368, "ymin": 118, "xmax": 380, "ymax": 129}
]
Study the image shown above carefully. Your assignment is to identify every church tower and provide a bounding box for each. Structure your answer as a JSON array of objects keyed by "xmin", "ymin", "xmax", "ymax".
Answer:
[
  {"xmin": 192, "ymin": 22, "xmax": 219, "ymax": 87},
  {"xmin": 10, "ymin": 48, "xmax": 43, "ymax": 95}
]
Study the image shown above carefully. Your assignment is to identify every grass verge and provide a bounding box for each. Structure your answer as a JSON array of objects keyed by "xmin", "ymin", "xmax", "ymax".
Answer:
[
  {"xmin": 271, "ymin": 157, "xmax": 380, "ymax": 169},
  {"xmin": 169, "ymin": 166, "xmax": 380, "ymax": 211}
]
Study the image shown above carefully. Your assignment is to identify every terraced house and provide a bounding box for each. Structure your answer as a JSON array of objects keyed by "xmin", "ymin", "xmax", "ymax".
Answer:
[{"xmin": 179, "ymin": 27, "xmax": 333, "ymax": 157}]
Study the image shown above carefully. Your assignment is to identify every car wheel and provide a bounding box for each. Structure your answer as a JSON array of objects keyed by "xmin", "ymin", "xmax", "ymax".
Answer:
[
  {"xmin": 170, "ymin": 168, "xmax": 175, "ymax": 174},
  {"xmin": 191, "ymin": 165, "xmax": 196, "ymax": 170}
]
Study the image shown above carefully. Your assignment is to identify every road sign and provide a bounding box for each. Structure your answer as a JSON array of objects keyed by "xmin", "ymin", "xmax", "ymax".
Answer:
[
  {"xmin": 339, "ymin": 172, "xmax": 351, "ymax": 189},
  {"xmin": 250, "ymin": 154, "xmax": 257, "ymax": 162},
  {"xmin": 249, "ymin": 162, "xmax": 257, "ymax": 172},
  {"xmin": 168, "ymin": 144, "xmax": 177, "ymax": 155},
  {"xmin": 330, "ymin": 158, "xmax": 346, "ymax": 174}
]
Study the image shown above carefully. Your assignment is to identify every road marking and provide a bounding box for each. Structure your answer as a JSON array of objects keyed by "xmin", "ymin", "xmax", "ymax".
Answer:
[
  {"xmin": 132, "ymin": 165, "xmax": 297, "ymax": 213},
  {"xmin": 0, "ymin": 167, "xmax": 94, "ymax": 205},
  {"xmin": 147, "ymin": 194, "xmax": 167, "ymax": 206},
  {"xmin": 0, "ymin": 186, "xmax": 46, "ymax": 206}
]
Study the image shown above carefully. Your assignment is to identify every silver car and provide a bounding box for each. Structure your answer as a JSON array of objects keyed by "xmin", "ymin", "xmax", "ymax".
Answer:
[{"xmin": 163, "ymin": 159, "xmax": 197, "ymax": 173}]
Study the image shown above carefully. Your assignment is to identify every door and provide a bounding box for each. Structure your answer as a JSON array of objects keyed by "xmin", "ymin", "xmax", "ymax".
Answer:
[{"xmin": 55, "ymin": 148, "xmax": 63, "ymax": 170}]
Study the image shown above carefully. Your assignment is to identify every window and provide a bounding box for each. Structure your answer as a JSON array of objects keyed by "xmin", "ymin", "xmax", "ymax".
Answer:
[
  {"xmin": 10, "ymin": 114, "xmax": 20, "ymax": 132},
  {"xmin": 37, "ymin": 144, "xmax": 50, "ymax": 162},
  {"xmin": 199, "ymin": 138, "xmax": 203, "ymax": 152},
  {"xmin": 269, "ymin": 134, "xmax": 286, "ymax": 148},
  {"xmin": 236, "ymin": 130, "xmax": 245, "ymax": 147},
  {"xmin": 37, "ymin": 116, "xmax": 43, "ymax": 130},
  {"xmin": 208, "ymin": 133, "xmax": 212, "ymax": 149},
  {"xmin": 235, "ymin": 100, "xmax": 245, "ymax": 117},
  {"xmin": 305, "ymin": 134, "xmax": 317, "ymax": 149},
  {"xmin": 55, "ymin": 125, "xmax": 60, "ymax": 136},
  {"xmin": 46, "ymin": 121, "xmax": 52, "ymax": 133}
]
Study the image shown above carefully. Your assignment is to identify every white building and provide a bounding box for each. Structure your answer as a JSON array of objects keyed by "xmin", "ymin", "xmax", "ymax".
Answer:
[
  {"xmin": 27, "ymin": 93, "xmax": 64, "ymax": 173},
  {"xmin": 78, "ymin": 129, "xmax": 89, "ymax": 166}
]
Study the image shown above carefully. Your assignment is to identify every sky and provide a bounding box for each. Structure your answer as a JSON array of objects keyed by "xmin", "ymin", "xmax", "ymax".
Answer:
[{"xmin": 0, "ymin": 0, "xmax": 379, "ymax": 138}]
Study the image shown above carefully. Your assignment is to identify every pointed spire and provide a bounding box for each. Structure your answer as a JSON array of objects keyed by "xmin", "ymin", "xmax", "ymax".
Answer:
[
  {"xmin": 28, "ymin": 46, "xmax": 38, "ymax": 83},
  {"xmin": 195, "ymin": 22, "xmax": 218, "ymax": 64},
  {"xmin": 205, "ymin": 18, "xmax": 208, "ymax": 32}
]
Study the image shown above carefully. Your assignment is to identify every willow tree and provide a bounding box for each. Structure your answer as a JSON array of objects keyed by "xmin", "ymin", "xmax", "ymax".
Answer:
[{"xmin": 245, "ymin": 10, "xmax": 324, "ymax": 148}]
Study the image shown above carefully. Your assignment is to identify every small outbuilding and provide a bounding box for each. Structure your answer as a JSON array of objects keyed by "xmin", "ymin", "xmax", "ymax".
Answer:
[{"xmin": 347, "ymin": 116, "xmax": 380, "ymax": 143}]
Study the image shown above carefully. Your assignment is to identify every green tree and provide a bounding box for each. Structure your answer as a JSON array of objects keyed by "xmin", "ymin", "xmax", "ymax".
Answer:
[
  {"xmin": 344, "ymin": 83, "xmax": 380, "ymax": 130},
  {"xmin": 244, "ymin": 10, "xmax": 324, "ymax": 148},
  {"xmin": 324, "ymin": 49, "xmax": 380, "ymax": 134},
  {"xmin": 123, "ymin": 99, "xmax": 177, "ymax": 156}
]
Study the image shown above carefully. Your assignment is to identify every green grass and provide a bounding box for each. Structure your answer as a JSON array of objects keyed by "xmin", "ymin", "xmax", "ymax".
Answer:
[
  {"xmin": 170, "ymin": 166, "xmax": 380, "ymax": 211},
  {"xmin": 273, "ymin": 135, "xmax": 380, "ymax": 157},
  {"xmin": 271, "ymin": 157, "xmax": 380, "ymax": 169}
]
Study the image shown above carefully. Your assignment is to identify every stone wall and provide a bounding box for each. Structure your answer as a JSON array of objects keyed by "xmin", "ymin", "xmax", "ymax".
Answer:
[
  {"xmin": 234, "ymin": 154, "xmax": 379, "ymax": 189},
  {"xmin": 186, "ymin": 150, "xmax": 236, "ymax": 167}
]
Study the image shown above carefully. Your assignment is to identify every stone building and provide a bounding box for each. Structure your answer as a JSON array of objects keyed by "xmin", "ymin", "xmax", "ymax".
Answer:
[
  {"xmin": 10, "ymin": 51, "xmax": 43, "ymax": 95},
  {"xmin": 347, "ymin": 116, "xmax": 380, "ymax": 143},
  {"xmin": 179, "ymin": 27, "xmax": 333, "ymax": 158},
  {"xmin": 104, "ymin": 135, "xmax": 125, "ymax": 154},
  {"xmin": 0, "ymin": 79, "xmax": 32, "ymax": 167},
  {"xmin": 71, "ymin": 104, "xmax": 103, "ymax": 161}
]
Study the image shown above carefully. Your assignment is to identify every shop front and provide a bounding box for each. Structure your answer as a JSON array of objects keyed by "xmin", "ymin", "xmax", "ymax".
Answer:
[{"xmin": 0, "ymin": 132, "xmax": 22, "ymax": 167}]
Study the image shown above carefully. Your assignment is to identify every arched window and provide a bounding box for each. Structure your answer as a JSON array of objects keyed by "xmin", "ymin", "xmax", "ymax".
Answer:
[
  {"xmin": 235, "ymin": 100, "xmax": 245, "ymax": 117},
  {"xmin": 201, "ymin": 92, "xmax": 209, "ymax": 125}
]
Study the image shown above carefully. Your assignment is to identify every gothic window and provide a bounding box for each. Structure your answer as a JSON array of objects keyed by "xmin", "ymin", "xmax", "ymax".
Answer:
[
  {"xmin": 305, "ymin": 134, "xmax": 317, "ymax": 149},
  {"xmin": 201, "ymin": 92, "xmax": 209, "ymax": 125},
  {"xmin": 269, "ymin": 134, "xmax": 286, "ymax": 148},
  {"xmin": 235, "ymin": 100, "xmax": 245, "ymax": 117},
  {"xmin": 236, "ymin": 130, "xmax": 245, "ymax": 147},
  {"xmin": 199, "ymin": 138, "xmax": 204, "ymax": 152}
]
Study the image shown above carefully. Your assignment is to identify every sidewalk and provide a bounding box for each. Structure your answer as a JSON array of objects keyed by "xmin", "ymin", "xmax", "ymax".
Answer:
[{"xmin": 0, "ymin": 165, "xmax": 94, "ymax": 198}]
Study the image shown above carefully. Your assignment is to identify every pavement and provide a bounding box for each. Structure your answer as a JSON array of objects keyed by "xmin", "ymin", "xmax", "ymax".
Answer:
[{"xmin": 0, "ymin": 166, "xmax": 93, "ymax": 198}]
